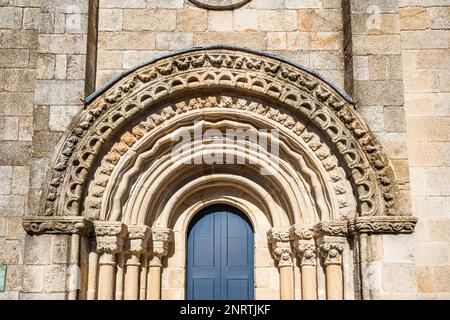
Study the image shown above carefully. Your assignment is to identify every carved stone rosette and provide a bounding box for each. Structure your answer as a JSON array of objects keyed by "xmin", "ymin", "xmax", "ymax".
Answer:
[
  {"xmin": 318, "ymin": 237, "xmax": 345, "ymax": 266},
  {"xmin": 267, "ymin": 228, "xmax": 293, "ymax": 267},
  {"xmin": 152, "ymin": 228, "xmax": 174, "ymax": 259},
  {"xmin": 22, "ymin": 216, "xmax": 93, "ymax": 236},
  {"xmin": 94, "ymin": 222, "xmax": 127, "ymax": 255}
]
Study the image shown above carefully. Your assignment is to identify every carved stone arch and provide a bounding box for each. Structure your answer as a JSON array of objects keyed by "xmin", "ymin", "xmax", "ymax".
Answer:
[
  {"xmin": 22, "ymin": 46, "xmax": 418, "ymax": 301},
  {"xmin": 38, "ymin": 46, "xmax": 401, "ymax": 221}
]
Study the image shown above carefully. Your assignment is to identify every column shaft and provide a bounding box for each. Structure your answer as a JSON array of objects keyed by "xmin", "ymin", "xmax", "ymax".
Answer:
[
  {"xmin": 279, "ymin": 266, "xmax": 294, "ymax": 300},
  {"xmin": 124, "ymin": 255, "xmax": 141, "ymax": 300},
  {"xmin": 325, "ymin": 264, "xmax": 343, "ymax": 300},
  {"xmin": 301, "ymin": 265, "xmax": 317, "ymax": 300},
  {"xmin": 147, "ymin": 257, "xmax": 162, "ymax": 300},
  {"xmin": 97, "ymin": 253, "xmax": 116, "ymax": 300}
]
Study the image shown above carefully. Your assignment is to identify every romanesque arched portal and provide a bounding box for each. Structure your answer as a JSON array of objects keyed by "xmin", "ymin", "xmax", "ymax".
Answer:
[{"xmin": 22, "ymin": 46, "xmax": 417, "ymax": 300}]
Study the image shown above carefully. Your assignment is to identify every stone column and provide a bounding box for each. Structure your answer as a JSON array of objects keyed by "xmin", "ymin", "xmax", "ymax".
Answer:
[
  {"xmin": 94, "ymin": 222, "xmax": 127, "ymax": 300},
  {"xmin": 291, "ymin": 226, "xmax": 317, "ymax": 300},
  {"xmin": 140, "ymin": 254, "xmax": 149, "ymax": 300},
  {"xmin": 318, "ymin": 237, "xmax": 344, "ymax": 300},
  {"xmin": 147, "ymin": 229, "xmax": 173, "ymax": 300},
  {"xmin": 268, "ymin": 229, "xmax": 294, "ymax": 300},
  {"xmin": 115, "ymin": 253, "xmax": 125, "ymax": 300},
  {"xmin": 124, "ymin": 225, "xmax": 151, "ymax": 300}
]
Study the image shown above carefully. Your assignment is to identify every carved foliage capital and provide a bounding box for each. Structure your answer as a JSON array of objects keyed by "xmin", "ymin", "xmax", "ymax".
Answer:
[
  {"xmin": 267, "ymin": 228, "xmax": 292, "ymax": 267},
  {"xmin": 94, "ymin": 222, "xmax": 127, "ymax": 254},
  {"xmin": 152, "ymin": 228, "xmax": 173, "ymax": 258},
  {"xmin": 271, "ymin": 241, "xmax": 293, "ymax": 267},
  {"xmin": 318, "ymin": 237, "xmax": 344, "ymax": 266},
  {"xmin": 127, "ymin": 225, "xmax": 151, "ymax": 255},
  {"xmin": 294, "ymin": 240, "xmax": 317, "ymax": 266}
]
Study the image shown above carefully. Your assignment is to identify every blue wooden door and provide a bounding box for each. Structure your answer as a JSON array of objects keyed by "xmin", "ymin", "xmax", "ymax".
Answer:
[{"xmin": 187, "ymin": 204, "xmax": 254, "ymax": 300}]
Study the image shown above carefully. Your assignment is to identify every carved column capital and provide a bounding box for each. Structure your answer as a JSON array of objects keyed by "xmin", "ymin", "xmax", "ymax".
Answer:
[
  {"xmin": 318, "ymin": 236, "xmax": 344, "ymax": 266},
  {"xmin": 267, "ymin": 228, "xmax": 293, "ymax": 267},
  {"xmin": 295, "ymin": 240, "xmax": 317, "ymax": 266},
  {"xmin": 94, "ymin": 221, "xmax": 127, "ymax": 255},
  {"xmin": 128, "ymin": 225, "xmax": 151, "ymax": 255},
  {"xmin": 289, "ymin": 225, "xmax": 314, "ymax": 240},
  {"xmin": 289, "ymin": 225, "xmax": 316, "ymax": 266},
  {"xmin": 152, "ymin": 228, "xmax": 174, "ymax": 259}
]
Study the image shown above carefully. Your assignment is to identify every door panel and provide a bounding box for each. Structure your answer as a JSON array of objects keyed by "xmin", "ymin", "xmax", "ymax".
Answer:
[{"xmin": 187, "ymin": 205, "xmax": 254, "ymax": 300}]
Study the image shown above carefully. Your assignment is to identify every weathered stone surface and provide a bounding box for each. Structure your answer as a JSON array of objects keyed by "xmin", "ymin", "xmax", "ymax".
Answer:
[
  {"xmin": 298, "ymin": 9, "xmax": 342, "ymax": 31},
  {"xmin": 5, "ymin": 216, "xmax": 26, "ymax": 240},
  {"xmin": 258, "ymin": 10, "xmax": 297, "ymax": 31},
  {"xmin": 0, "ymin": 239, "xmax": 20, "ymax": 264},
  {"xmin": 43, "ymin": 265, "xmax": 67, "ymax": 292},
  {"xmin": 38, "ymin": 34, "xmax": 87, "ymax": 54},
  {"xmin": 24, "ymin": 235, "xmax": 52, "ymax": 265},
  {"xmin": 430, "ymin": 7, "xmax": 450, "ymax": 29},
  {"xmin": 34, "ymin": 80, "xmax": 84, "ymax": 105},
  {"xmin": 417, "ymin": 267, "xmax": 450, "ymax": 293},
  {"xmin": 123, "ymin": 9, "xmax": 176, "ymax": 31},
  {"xmin": 400, "ymin": 7, "xmax": 429, "ymax": 30},
  {"xmin": 22, "ymin": 266, "xmax": 44, "ymax": 293},
  {"xmin": 101, "ymin": 0, "xmax": 146, "ymax": 8},
  {"xmin": 194, "ymin": 32, "xmax": 266, "ymax": 49},
  {"xmin": 98, "ymin": 8, "xmax": 123, "ymax": 31},
  {"xmin": 0, "ymin": 7, "xmax": 23, "ymax": 29},
  {"xmin": 233, "ymin": 9, "xmax": 259, "ymax": 31},
  {"xmin": 267, "ymin": 32, "xmax": 286, "ymax": 50},
  {"xmin": 382, "ymin": 263, "xmax": 417, "ymax": 293},
  {"xmin": 0, "ymin": 49, "xmax": 30, "ymax": 68},
  {"xmin": 48, "ymin": 105, "xmax": 83, "ymax": 132},
  {"xmin": 177, "ymin": 8, "xmax": 207, "ymax": 32},
  {"xmin": 98, "ymin": 31, "xmax": 155, "ymax": 50},
  {"xmin": 383, "ymin": 234, "xmax": 415, "ymax": 264},
  {"xmin": 156, "ymin": 32, "xmax": 194, "ymax": 50},
  {"xmin": 208, "ymin": 11, "xmax": 233, "ymax": 31}
]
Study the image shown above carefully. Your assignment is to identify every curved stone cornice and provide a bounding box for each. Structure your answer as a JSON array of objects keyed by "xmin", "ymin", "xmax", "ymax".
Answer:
[
  {"xmin": 22, "ymin": 216, "xmax": 92, "ymax": 235},
  {"xmin": 39, "ymin": 46, "xmax": 399, "ymax": 221}
]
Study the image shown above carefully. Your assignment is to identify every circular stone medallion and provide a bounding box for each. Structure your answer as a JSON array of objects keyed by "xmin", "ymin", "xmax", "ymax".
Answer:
[{"xmin": 188, "ymin": 0, "xmax": 251, "ymax": 10}]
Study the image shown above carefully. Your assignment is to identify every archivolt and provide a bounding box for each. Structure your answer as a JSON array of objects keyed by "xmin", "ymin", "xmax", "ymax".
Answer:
[
  {"xmin": 40, "ymin": 46, "xmax": 399, "ymax": 221},
  {"xmin": 91, "ymin": 117, "xmax": 353, "ymax": 228}
]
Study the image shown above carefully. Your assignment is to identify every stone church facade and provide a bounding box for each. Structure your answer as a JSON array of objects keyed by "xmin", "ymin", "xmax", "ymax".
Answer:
[{"xmin": 0, "ymin": 0, "xmax": 449, "ymax": 300}]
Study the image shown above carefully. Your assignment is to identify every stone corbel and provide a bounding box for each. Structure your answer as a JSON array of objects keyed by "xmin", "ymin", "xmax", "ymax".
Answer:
[
  {"xmin": 267, "ymin": 228, "xmax": 292, "ymax": 267},
  {"xmin": 22, "ymin": 216, "xmax": 93, "ymax": 236}
]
